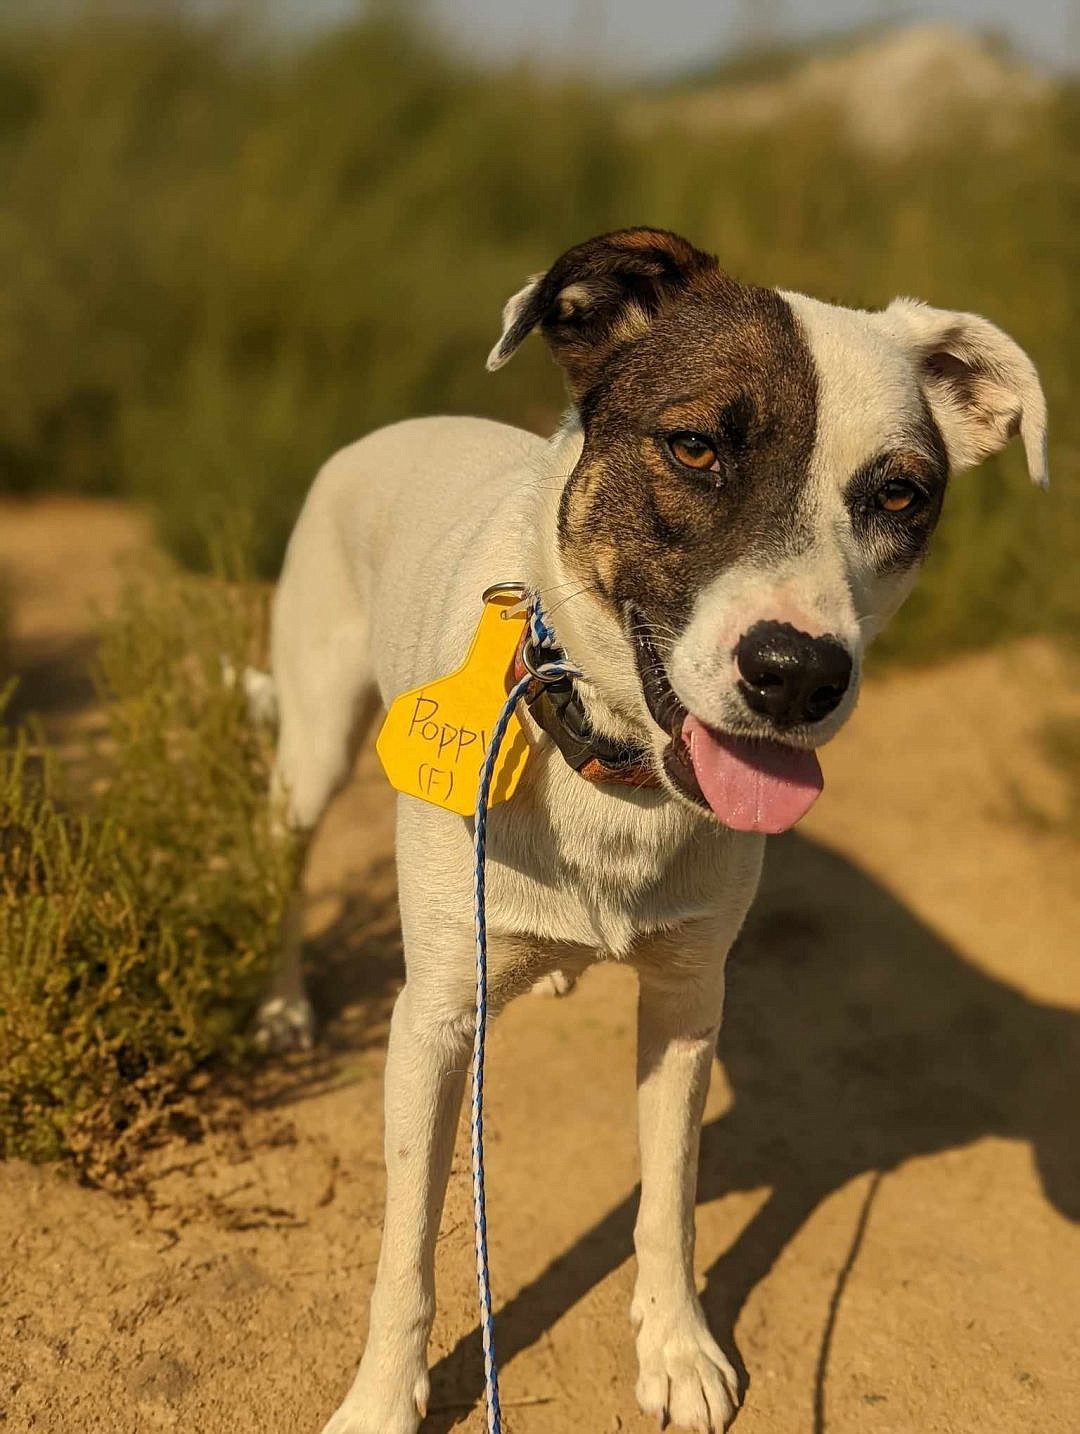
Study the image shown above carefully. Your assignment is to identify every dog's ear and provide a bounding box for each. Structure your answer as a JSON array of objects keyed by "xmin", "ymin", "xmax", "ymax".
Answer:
[
  {"xmin": 486, "ymin": 228, "xmax": 716, "ymax": 394},
  {"xmin": 881, "ymin": 298, "xmax": 1048, "ymax": 487}
]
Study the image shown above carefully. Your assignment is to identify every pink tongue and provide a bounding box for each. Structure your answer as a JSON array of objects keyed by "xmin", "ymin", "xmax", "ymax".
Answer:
[{"xmin": 683, "ymin": 714, "xmax": 823, "ymax": 834}]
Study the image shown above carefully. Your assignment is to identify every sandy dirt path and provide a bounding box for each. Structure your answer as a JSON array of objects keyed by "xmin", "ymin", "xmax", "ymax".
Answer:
[{"xmin": 1, "ymin": 498, "xmax": 1078, "ymax": 1434}]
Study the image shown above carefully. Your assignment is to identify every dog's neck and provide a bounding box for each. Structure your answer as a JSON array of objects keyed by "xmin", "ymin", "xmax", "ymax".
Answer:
[{"xmin": 525, "ymin": 413, "xmax": 655, "ymax": 749}]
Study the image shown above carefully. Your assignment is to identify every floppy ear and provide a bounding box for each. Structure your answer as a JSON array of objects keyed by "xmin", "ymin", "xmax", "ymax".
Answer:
[
  {"xmin": 486, "ymin": 227, "xmax": 716, "ymax": 396},
  {"xmin": 881, "ymin": 298, "xmax": 1049, "ymax": 487}
]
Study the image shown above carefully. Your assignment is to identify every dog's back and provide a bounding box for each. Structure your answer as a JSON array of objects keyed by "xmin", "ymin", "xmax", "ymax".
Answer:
[{"xmin": 272, "ymin": 415, "xmax": 547, "ymax": 730}]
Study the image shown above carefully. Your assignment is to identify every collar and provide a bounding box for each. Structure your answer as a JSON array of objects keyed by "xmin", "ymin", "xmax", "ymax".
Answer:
[{"xmin": 510, "ymin": 619, "xmax": 661, "ymax": 790}]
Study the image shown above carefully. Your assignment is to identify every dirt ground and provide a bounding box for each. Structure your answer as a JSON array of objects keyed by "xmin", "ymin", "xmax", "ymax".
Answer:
[{"xmin": 1, "ymin": 497, "xmax": 1078, "ymax": 1434}]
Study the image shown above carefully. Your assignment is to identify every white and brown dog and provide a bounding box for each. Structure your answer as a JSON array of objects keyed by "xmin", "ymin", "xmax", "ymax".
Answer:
[{"xmin": 263, "ymin": 229, "xmax": 1048, "ymax": 1433}]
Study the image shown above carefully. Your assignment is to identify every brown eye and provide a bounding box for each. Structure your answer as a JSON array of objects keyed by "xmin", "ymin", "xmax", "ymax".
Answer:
[
  {"xmin": 877, "ymin": 478, "xmax": 922, "ymax": 514},
  {"xmin": 668, "ymin": 433, "xmax": 719, "ymax": 472}
]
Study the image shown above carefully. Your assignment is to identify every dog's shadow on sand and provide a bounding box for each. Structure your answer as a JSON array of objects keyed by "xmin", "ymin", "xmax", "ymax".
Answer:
[{"xmin": 410, "ymin": 831, "xmax": 1079, "ymax": 1431}]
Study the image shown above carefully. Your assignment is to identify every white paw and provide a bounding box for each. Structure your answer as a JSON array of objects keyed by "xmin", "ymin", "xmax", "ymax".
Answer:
[
  {"xmin": 254, "ymin": 993, "xmax": 315, "ymax": 1052},
  {"xmin": 319, "ymin": 1361, "xmax": 429, "ymax": 1434},
  {"xmin": 530, "ymin": 968, "xmax": 578, "ymax": 998},
  {"xmin": 632, "ymin": 1295, "xmax": 739, "ymax": 1432}
]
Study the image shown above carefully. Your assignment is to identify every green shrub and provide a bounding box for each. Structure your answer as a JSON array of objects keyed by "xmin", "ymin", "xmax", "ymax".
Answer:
[
  {"xmin": 0, "ymin": 10, "xmax": 1074, "ymax": 659},
  {"xmin": 0, "ymin": 569, "xmax": 295, "ymax": 1173}
]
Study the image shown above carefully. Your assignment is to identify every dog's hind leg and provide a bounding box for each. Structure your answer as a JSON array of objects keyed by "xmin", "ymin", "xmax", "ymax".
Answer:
[
  {"xmin": 256, "ymin": 565, "xmax": 381, "ymax": 1051},
  {"xmin": 254, "ymin": 874, "xmax": 317, "ymax": 1053}
]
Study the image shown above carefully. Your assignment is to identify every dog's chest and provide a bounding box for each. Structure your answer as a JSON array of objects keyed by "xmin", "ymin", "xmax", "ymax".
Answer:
[{"xmin": 485, "ymin": 758, "xmax": 762, "ymax": 955}]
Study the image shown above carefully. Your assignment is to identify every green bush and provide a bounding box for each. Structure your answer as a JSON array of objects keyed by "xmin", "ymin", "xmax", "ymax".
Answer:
[
  {"xmin": 0, "ymin": 9, "xmax": 1074, "ymax": 658},
  {"xmin": 0, "ymin": 570, "xmax": 296, "ymax": 1172}
]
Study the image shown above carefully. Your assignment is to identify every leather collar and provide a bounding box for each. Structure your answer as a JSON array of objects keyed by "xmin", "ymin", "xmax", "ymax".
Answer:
[{"xmin": 511, "ymin": 626, "xmax": 660, "ymax": 790}]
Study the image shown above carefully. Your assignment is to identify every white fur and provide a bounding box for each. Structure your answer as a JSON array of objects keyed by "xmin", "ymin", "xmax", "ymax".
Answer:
[
  {"xmin": 880, "ymin": 297, "xmax": 1049, "ymax": 486},
  {"xmin": 268, "ymin": 283, "xmax": 1046, "ymax": 1434}
]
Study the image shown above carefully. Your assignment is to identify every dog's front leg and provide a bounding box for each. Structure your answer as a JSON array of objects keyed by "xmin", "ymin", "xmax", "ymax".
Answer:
[
  {"xmin": 632, "ymin": 926, "xmax": 740, "ymax": 1433},
  {"xmin": 320, "ymin": 960, "xmax": 472, "ymax": 1434}
]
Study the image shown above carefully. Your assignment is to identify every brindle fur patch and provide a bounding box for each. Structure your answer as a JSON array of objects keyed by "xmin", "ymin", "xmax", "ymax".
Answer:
[
  {"xmin": 495, "ymin": 228, "xmax": 716, "ymax": 389},
  {"xmin": 557, "ymin": 263, "xmax": 819, "ymax": 633}
]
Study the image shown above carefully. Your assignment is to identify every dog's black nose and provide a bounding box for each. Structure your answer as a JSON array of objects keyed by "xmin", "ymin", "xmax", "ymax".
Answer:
[{"xmin": 736, "ymin": 621, "xmax": 852, "ymax": 727}]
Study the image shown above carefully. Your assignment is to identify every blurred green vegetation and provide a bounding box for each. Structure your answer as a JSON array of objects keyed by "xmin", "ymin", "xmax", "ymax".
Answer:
[
  {"xmin": 0, "ymin": 570, "xmax": 295, "ymax": 1174},
  {"xmin": 0, "ymin": 9, "xmax": 1075, "ymax": 663},
  {"xmin": 0, "ymin": 571, "xmax": 10, "ymax": 680}
]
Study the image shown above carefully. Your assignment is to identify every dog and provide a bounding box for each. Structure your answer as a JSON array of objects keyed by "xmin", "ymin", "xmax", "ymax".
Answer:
[{"xmin": 261, "ymin": 228, "xmax": 1047, "ymax": 1433}]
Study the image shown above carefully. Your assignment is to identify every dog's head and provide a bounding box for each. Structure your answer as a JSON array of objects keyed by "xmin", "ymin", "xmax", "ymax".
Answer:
[{"xmin": 489, "ymin": 228, "xmax": 1048, "ymax": 833}]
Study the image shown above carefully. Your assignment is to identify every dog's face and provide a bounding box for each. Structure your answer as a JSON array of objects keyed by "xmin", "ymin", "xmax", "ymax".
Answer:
[{"xmin": 490, "ymin": 229, "xmax": 1048, "ymax": 833}]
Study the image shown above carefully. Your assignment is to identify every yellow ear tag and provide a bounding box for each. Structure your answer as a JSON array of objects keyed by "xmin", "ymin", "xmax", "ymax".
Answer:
[{"xmin": 375, "ymin": 590, "xmax": 531, "ymax": 817}]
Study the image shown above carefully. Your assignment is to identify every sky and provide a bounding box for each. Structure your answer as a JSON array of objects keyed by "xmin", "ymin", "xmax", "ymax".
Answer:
[{"xmin": 278, "ymin": 0, "xmax": 1077, "ymax": 75}]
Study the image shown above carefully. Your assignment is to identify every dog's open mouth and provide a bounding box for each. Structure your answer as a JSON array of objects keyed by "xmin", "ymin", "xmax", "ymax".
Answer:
[{"xmin": 629, "ymin": 614, "xmax": 824, "ymax": 835}]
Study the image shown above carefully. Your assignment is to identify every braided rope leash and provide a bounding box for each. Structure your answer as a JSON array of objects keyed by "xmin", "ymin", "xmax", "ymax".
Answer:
[{"xmin": 471, "ymin": 597, "xmax": 580, "ymax": 1433}]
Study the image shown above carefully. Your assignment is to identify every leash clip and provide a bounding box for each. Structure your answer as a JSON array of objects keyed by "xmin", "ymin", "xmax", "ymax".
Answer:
[
  {"xmin": 519, "ymin": 632, "xmax": 571, "ymax": 684},
  {"xmin": 487, "ymin": 580, "xmax": 579, "ymax": 688}
]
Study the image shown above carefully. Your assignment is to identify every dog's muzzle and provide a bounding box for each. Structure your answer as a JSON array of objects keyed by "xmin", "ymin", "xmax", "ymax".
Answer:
[
  {"xmin": 628, "ymin": 608, "xmax": 827, "ymax": 834},
  {"xmin": 735, "ymin": 621, "xmax": 852, "ymax": 729}
]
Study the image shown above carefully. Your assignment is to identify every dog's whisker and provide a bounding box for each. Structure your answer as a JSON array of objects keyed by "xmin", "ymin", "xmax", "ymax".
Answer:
[
  {"xmin": 533, "ymin": 577, "xmax": 589, "ymax": 599},
  {"xmin": 540, "ymin": 584, "xmax": 600, "ymax": 620},
  {"xmin": 627, "ymin": 623, "xmax": 678, "ymax": 658}
]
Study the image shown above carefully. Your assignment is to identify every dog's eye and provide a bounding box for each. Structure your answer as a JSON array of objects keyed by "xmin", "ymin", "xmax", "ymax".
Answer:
[
  {"xmin": 876, "ymin": 478, "xmax": 923, "ymax": 514},
  {"xmin": 668, "ymin": 433, "xmax": 720, "ymax": 473}
]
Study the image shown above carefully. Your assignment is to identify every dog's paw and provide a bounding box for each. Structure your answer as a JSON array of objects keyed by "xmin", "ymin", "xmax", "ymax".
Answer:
[
  {"xmin": 632, "ymin": 1296, "xmax": 739, "ymax": 1432},
  {"xmin": 319, "ymin": 1365, "xmax": 428, "ymax": 1434},
  {"xmin": 253, "ymin": 993, "xmax": 315, "ymax": 1053},
  {"xmin": 530, "ymin": 968, "xmax": 578, "ymax": 998}
]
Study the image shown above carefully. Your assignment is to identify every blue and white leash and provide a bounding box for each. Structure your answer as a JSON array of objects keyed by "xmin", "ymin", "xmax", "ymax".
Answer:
[{"xmin": 470, "ymin": 596, "xmax": 580, "ymax": 1433}]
